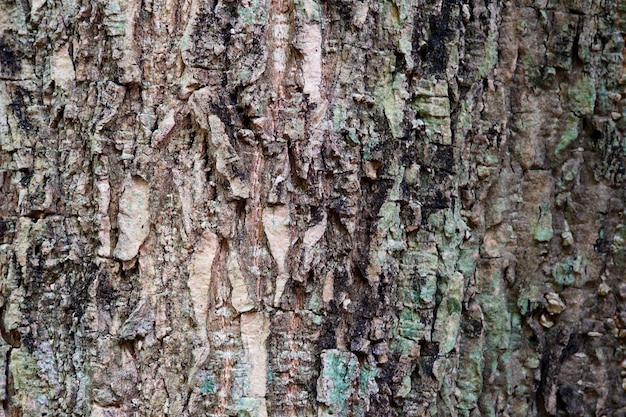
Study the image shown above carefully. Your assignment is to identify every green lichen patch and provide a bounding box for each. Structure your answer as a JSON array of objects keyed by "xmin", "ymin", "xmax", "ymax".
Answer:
[
  {"xmin": 614, "ymin": 224, "xmax": 626, "ymax": 252},
  {"xmin": 316, "ymin": 350, "xmax": 360, "ymax": 417},
  {"xmin": 476, "ymin": 268, "xmax": 511, "ymax": 361},
  {"xmin": 356, "ymin": 363, "xmax": 379, "ymax": 415},
  {"xmin": 376, "ymin": 72, "xmax": 408, "ymax": 139},
  {"xmin": 200, "ymin": 375, "xmax": 216, "ymax": 395},
  {"xmin": 413, "ymin": 84, "xmax": 452, "ymax": 145},
  {"xmin": 366, "ymin": 201, "xmax": 405, "ymax": 283},
  {"xmin": 293, "ymin": 0, "xmax": 321, "ymax": 21},
  {"xmin": 390, "ymin": 335, "xmax": 419, "ymax": 358},
  {"xmin": 103, "ymin": 0, "xmax": 126, "ymax": 37},
  {"xmin": 332, "ymin": 103, "xmax": 347, "ymax": 131},
  {"xmin": 554, "ymin": 113, "xmax": 580, "ymax": 156},
  {"xmin": 237, "ymin": 0, "xmax": 268, "ymax": 25},
  {"xmin": 235, "ymin": 397, "xmax": 267, "ymax": 417},
  {"xmin": 397, "ymin": 309, "xmax": 431, "ymax": 342},
  {"xmin": 478, "ymin": 32, "xmax": 498, "ymax": 78},
  {"xmin": 530, "ymin": 203, "xmax": 553, "ymax": 242},
  {"xmin": 456, "ymin": 336, "xmax": 484, "ymax": 415},
  {"xmin": 551, "ymin": 256, "xmax": 584, "ymax": 286},
  {"xmin": 517, "ymin": 287, "xmax": 543, "ymax": 316},
  {"xmin": 568, "ymin": 73, "xmax": 596, "ymax": 116},
  {"xmin": 9, "ymin": 348, "xmax": 47, "ymax": 416}
]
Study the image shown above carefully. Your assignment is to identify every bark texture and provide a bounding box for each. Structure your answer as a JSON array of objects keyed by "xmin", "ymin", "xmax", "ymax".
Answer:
[{"xmin": 1, "ymin": 0, "xmax": 626, "ymax": 416}]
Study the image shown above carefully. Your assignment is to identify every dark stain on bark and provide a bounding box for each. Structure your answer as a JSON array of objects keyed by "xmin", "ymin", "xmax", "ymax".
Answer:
[
  {"xmin": 97, "ymin": 272, "xmax": 117, "ymax": 309},
  {"xmin": 0, "ymin": 40, "xmax": 20, "ymax": 77},
  {"xmin": 419, "ymin": 340, "xmax": 440, "ymax": 357},
  {"xmin": 2, "ymin": 346, "xmax": 11, "ymax": 415},
  {"xmin": 318, "ymin": 303, "xmax": 339, "ymax": 350},
  {"xmin": 9, "ymin": 86, "xmax": 36, "ymax": 132},
  {"xmin": 71, "ymin": 263, "xmax": 99, "ymax": 320},
  {"xmin": 557, "ymin": 383, "xmax": 584, "ymax": 416},
  {"xmin": 594, "ymin": 236, "xmax": 610, "ymax": 254},
  {"xmin": 320, "ymin": 0, "xmax": 353, "ymax": 23},
  {"xmin": 0, "ymin": 221, "xmax": 10, "ymax": 241},
  {"xmin": 413, "ymin": 0, "xmax": 459, "ymax": 75},
  {"xmin": 0, "ymin": 304, "xmax": 20, "ymax": 349},
  {"xmin": 587, "ymin": 117, "xmax": 626, "ymax": 183},
  {"xmin": 559, "ymin": 332, "xmax": 581, "ymax": 361},
  {"xmin": 461, "ymin": 310, "xmax": 484, "ymax": 338},
  {"xmin": 420, "ymin": 190, "xmax": 450, "ymax": 224},
  {"xmin": 432, "ymin": 145, "xmax": 455, "ymax": 173}
]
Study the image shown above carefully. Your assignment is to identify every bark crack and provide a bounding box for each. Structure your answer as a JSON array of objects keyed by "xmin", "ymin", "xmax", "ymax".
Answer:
[{"xmin": 2, "ymin": 346, "xmax": 10, "ymax": 415}]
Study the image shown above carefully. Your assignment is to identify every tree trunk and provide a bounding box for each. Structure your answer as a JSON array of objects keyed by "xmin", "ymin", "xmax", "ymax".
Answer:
[{"xmin": 1, "ymin": 0, "xmax": 625, "ymax": 415}]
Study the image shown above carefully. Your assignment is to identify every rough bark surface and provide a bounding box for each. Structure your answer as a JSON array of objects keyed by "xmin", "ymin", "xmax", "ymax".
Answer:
[{"xmin": 1, "ymin": 0, "xmax": 626, "ymax": 416}]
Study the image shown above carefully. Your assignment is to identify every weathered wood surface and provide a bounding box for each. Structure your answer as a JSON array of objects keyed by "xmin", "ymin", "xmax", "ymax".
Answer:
[{"xmin": 1, "ymin": 0, "xmax": 626, "ymax": 415}]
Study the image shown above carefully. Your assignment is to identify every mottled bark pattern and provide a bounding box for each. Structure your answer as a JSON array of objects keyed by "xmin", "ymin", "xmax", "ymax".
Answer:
[{"xmin": 1, "ymin": 0, "xmax": 626, "ymax": 416}]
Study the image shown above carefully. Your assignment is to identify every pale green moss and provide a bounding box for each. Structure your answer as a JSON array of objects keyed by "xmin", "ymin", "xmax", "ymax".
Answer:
[
  {"xmin": 434, "ymin": 203, "xmax": 466, "ymax": 354},
  {"xmin": 293, "ymin": 0, "xmax": 321, "ymax": 21},
  {"xmin": 307, "ymin": 292, "xmax": 322, "ymax": 312},
  {"xmin": 397, "ymin": 376, "xmax": 412, "ymax": 398},
  {"xmin": 414, "ymin": 89, "xmax": 452, "ymax": 145},
  {"xmin": 415, "ymin": 79, "xmax": 448, "ymax": 97},
  {"xmin": 362, "ymin": 134, "xmax": 381, "ymax": 161},
  {"xmin": 382, "ymin": 1, "xmax": 402, "ymax": 28},
  {"xmin": 414, "ymin": 98, "xmax": 450, "ymax": 118},
  {"xmin": 367, "ymin": 200, "xmax": 405, "ymax": 282},
  {"xmin": 483, "ymin": 149, "xmax": 500, "ymax": 167}
]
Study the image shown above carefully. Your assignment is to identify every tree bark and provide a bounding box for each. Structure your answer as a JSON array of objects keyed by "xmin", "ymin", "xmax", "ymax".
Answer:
[{"xmin": 1, "ymin": 0, "xmax": 626, "ymax": 416}]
